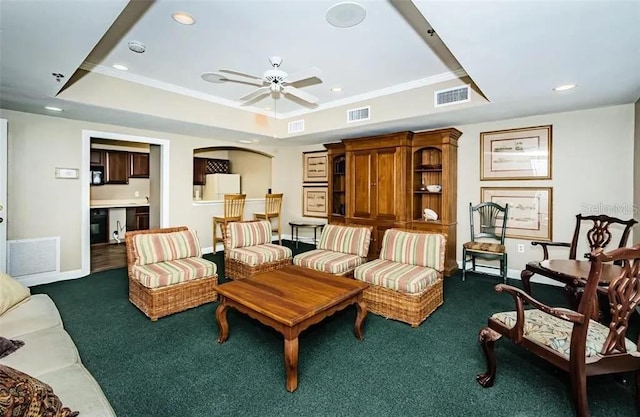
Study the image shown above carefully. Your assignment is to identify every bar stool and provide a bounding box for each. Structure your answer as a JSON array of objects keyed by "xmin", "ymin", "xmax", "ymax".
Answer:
[
  {"xmin": 253, "ymin": 193, "xmax": 283, "ymax": 245},
  {"xmin": 213, "ymin": 194, "xmax": 246, "ymax": 254}
]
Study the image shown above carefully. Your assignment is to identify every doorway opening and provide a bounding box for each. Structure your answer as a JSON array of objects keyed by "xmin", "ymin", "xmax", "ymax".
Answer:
[{"xmin": 81, "ymin": 130, "xmax": 170, "ymax": 276}]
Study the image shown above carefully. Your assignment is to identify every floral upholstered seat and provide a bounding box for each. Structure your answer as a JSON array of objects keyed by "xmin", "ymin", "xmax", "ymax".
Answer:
[{"xmin": 492, "ymin": 309, "xmax": 637, "ymax": 359}]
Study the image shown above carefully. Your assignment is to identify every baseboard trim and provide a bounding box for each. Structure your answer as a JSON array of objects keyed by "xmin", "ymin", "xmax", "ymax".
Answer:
[
  {"xmin": 18, "ymin": 269, "xmax": 86, "ymax": 287},
  {"xmin": 457, "ymin": 262, "xmax": 564, "ymax": 287}
]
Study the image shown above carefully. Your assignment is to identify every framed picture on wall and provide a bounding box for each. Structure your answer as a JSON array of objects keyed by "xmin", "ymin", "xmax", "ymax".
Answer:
[
  {"xmin": 302, "ymin": 185, "xmax": 328, "ymax": 218},
  {"xmin": 302, "ymin": 151, "xmax": 328, "ymax": 183},
  {"xmin": 481, "ymin": 187, "xmax": 553, "ymax": 240},
  {"xmin": 480, "ymin": 125, "xmax": 552, "ymax": 180}
]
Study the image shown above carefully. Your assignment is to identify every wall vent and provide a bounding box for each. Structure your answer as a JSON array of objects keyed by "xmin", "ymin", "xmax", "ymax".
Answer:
[
  {"xmin": 288, "ymin": 119, "xmax": 305, "ymax": 134},
  {"xmin": 347, "ymin": 106, "xmax": 370, "ymax": 123},
  {"xmin": 8, "ymin": 237, "xmax": 60, "ymax": 277},
  {"xmin": 434, "ymin": 85, "xmax": 470, "ymax": 107}
]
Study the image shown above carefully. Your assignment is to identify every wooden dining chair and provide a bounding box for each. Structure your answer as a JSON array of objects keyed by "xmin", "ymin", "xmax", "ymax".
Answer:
[
  {"xmin": 253, "ymin": 193, "xmax": 283, "ymax": 245},
  {"xmin": 462, "ymin": 202, "xmax": 509, "ymax": 283},
  {"xmin": 521, "ymin": 214, "xmax": 637, "ymax": 306},
  {"xmin": 478, "ymin": 244, "xmax": 640, "ymax": 417},
  {"xmin": 212, "ymin": 194, "xmax": 246, "ymax": 254}
]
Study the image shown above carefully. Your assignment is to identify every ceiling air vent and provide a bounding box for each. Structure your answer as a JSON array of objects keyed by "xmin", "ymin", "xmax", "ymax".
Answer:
[
  {"xmin": 288, "ymin": 119, "xmax": 305, "ymax": 134},
  {"xmin": 347, "ymin": 106, "xmax": 370, "ymax": 123},
  {"xmin": 434, "ymin": 85, "xmax": 470, "ymax": 107}
]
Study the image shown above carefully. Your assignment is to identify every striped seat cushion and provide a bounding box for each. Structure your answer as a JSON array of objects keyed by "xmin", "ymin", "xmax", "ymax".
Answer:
[
  {"xmin": 293, "ymin": 249, "xmax": 366, "ymax": 275},
  {"xmin": 317, "ymin": 225, "xmax": 372, "ymax": 257},
  {"xmin": 132, "ymin": 257, "xmax": 217, "ymax": 289},
  {"xmin": 228, "ymin": 244, "xmax": 292, "ymax": 266},
  {"xmin": 379, "ymin": 230, "xmax": 446, "ymax": 271},
  {"xmin": 133, "ymin": 230, "xmax": 202, "ymax": 265},
  {"xmin": 226, "ymin": 221, "xmax": 272, "ymax": 249},
  {"xmin": 354, "ymin": 259, "xmax": 439, "ymax": 294}
]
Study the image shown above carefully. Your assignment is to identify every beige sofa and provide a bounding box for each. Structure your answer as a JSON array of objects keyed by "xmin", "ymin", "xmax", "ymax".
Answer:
[{"xmin": 0, "ymin": 294, "xmax": 116, "ymax": 416}]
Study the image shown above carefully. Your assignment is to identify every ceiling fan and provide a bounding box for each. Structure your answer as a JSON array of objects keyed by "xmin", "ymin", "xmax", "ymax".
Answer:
[{"xmin": 202, "ymin": 56, "xmax": 322, "ymax": 107}]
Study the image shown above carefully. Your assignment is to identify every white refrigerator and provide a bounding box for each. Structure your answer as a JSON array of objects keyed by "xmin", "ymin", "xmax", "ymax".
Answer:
[{"xmin": 202, "ymin": 174, "xmax": 241, "ymax": 200}]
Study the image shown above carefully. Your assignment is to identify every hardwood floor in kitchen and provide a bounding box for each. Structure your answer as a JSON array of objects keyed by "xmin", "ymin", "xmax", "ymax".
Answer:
[{"xmin": 90, "ymin": 243, "xmax": 127, "ymax": 273}]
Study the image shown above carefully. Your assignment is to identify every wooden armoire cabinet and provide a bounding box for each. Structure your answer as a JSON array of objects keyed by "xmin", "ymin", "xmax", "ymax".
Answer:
[
  {"xmin": 325, "ymin": 142, "xmax": 346, "ymax": 223},
  {"xmin": 324, "ymin": 128, "xmax": 461, "ymax": 276},
  {"xmin": 410, "ymin": 128, "xmax": 462, "ymax": 276},
  {"xmin": 343, "ymin": 132, "xmax": 412, "ymax": 259}
]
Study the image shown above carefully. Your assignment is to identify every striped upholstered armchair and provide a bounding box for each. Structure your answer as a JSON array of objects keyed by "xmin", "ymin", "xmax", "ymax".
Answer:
[
  {"xmin": 125, "ymin": 227, "xmax": 218, "ymax": 321},
  {"xmin": 224, "ymin": 220, "xmax": 292, "ymax": 280},
  {"xmin": 293, "ymin": 224, "xmax": 372, "ymax": 277},
  {"xmin": 353, "ymin": 229, "xmax": 446, "ymax": 327}
]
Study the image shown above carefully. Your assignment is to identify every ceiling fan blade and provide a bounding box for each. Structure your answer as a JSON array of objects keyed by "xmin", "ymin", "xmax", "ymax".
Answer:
[
  {"xmin": 219, "ymin": 69, "xmax": 263, "ymax": 81},
  {"xmin": 284, "ymin": 67, "xmax": 322, "ymax": 84},
  {"xmin": 282, "ymin": 85, "xmax": 319, "ymax": 104},
  {"xmin": 239, "ymin": 86, "xmax": 271, "ymax": 102}
]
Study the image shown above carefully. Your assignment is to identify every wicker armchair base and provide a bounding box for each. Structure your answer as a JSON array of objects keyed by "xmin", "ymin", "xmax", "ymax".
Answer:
[
  {"xmin": 224, "ymin": 256, "xmax": 292, "ymax": 280},
  {"xmin": 128, "ymin": 275, "xmax": 218, "ymax": 321},
  {"xmin": 363, "ymin": 279, "xmax": 443, "ymax": 327}
]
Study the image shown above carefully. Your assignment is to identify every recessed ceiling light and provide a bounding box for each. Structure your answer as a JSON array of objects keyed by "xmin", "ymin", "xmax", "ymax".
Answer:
[
  {"xmin": 112, "ymin": 64, "xmax": 128, "ymax": 71},
  {"xmin": 331, "ymin": 87, "xmax": 343, "ymax": 93},
  {"xmin": 553, "ymin": 84, "xmax": 576, "ymax": 91},
  {"xmin": 45, "ymin": 106, "xmax": 63, "ymax": 112},
  {"xmin": 239, "ymin": 140, "xmax": 252, "ymax": 144},
  {"xmin": 326, "ymin": 2, "xmax": 366, "ymax": 28},
  {"xmin": 201, "ymin": 72, "xmax": 226, "ymax": 83},
  {"xmin": 172, "ymin": 11, "xmax": 195, "ymax": 25}
]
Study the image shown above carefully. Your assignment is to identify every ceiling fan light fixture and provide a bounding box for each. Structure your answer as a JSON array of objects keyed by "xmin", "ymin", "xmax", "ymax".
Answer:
[
  {"xmin": 172, "ymin": 11, "xmax": 195, "ymax": 25},
  {"xmin": 326, "ymin": 2, "xmax": 366, "ymax": 28}
]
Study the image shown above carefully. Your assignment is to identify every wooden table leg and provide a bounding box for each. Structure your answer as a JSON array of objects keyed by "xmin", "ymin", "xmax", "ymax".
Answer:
[
  {"xmin": 354, "ymin": 298, "xmax": 367, "ymax": 340},
  {"xmin": 216, "ymin": 299, "xmax": 229, "ymax": 344},
  {"xmin": 284, "ymin": 336, "xmax": 299, "ymax": 392}
]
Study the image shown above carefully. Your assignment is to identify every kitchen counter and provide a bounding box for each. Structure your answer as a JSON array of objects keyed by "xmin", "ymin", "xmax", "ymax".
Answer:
[{"xmin": 90, "ymin": 199, "xmax": 149, "ymax": 209}]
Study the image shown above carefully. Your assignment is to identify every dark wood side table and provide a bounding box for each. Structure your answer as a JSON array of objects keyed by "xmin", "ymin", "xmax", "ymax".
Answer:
[
  {"xmin": 289, "ymin": 221, "xmax": 325, "ymax": 247},
  {"xmin": 521, "ymin": 259, "xmax": 624, "ymax": 320}
]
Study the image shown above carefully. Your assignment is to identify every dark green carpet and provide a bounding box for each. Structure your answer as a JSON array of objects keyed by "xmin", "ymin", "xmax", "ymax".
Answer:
[{"xmin": 32, "ymin": 242, "xmax": 639, "ymax": 417}]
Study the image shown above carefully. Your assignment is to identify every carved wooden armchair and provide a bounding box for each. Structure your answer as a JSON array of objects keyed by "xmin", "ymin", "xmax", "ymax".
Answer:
[
  {"xmin": 521, "ymin": 214, "xmax": 637, "ymax": 305},
  {"xmin": 478, "ymin": 244, "xmax": 640, "ymax": 417}
]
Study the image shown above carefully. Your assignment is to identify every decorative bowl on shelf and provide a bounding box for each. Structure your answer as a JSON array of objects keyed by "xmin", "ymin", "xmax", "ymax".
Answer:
[{"xmin": 426, "ymin": 184, "xmax": 442, "ymax": 192}]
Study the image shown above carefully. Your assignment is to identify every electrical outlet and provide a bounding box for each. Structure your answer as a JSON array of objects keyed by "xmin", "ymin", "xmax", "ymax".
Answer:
[
  {"xmin": 517, "ymin": 244, "xmax": 525, "ymax": 253},
  {"xmin": 134, "ymin": 191, "xmax": 140, "ymax": 197}
]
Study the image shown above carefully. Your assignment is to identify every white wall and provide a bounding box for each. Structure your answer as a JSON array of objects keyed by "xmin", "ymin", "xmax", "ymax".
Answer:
[
  {"xmin": 2, "ymin": 103, "xmax": 635, "ymax": 284},
  {"xmin": 455, "ymin": 104, "xmax": 635, "ymax": 282}
]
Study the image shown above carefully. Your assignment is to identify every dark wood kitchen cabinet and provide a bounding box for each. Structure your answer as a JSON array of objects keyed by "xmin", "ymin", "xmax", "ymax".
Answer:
[
  {"xmin": 105, "ymin": 151, "xmax": 129, "ymax": 184},
  {"xmin": 193, "ymin": 157, "xmax": 208, "ymax": 185},
  {"xmin": 126, "ymin": 206, "xmax": 149, "ymax": 231},
  {"xmin": 129, "ymin": 152, "xmax": 150, "ymax": 178},
  {"xmin": 90, "ymin": 149, "xmax": 105, "ymax": 167}
]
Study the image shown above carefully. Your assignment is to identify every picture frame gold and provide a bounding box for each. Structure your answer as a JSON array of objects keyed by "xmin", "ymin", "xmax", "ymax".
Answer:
[
  {"xmin": 480, "ymin": 125, "xmax": 552, "ymax": 180},
  {"xmin": 302, "ymin": 185, "xmax": 328, "ymax": 218},
  {"xmin": 481, "ymin": 187, "xmax": 553, "ymax": 241},
  {"xmin": 302, "ymin": 150, "xmax": 328, "ymax": 183}
]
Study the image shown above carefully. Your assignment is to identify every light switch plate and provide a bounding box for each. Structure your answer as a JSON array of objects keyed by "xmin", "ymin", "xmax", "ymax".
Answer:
[{"xmin": 55, "ymin": 167, "xmax": 79, "ymax": 179}]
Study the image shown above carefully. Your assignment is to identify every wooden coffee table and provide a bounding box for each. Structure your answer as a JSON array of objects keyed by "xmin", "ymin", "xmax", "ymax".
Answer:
[{"xmin": 214, "ymin": 265, "xmax": 369, "ymax": 392}]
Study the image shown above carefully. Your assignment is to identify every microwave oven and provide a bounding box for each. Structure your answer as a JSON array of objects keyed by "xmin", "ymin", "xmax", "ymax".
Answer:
[{"xmin": 90, "ymin": 167, "xmax": 104, "ymax": 185}]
